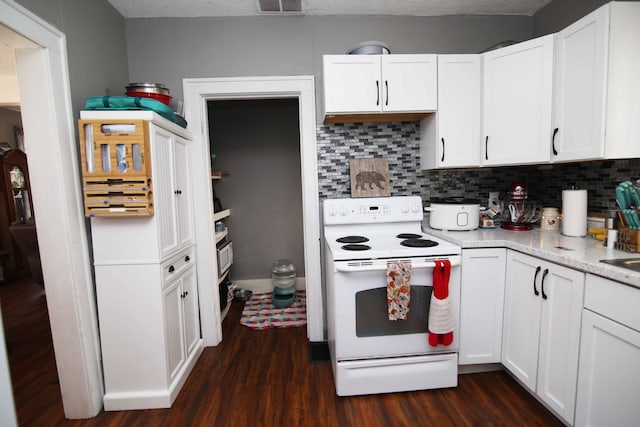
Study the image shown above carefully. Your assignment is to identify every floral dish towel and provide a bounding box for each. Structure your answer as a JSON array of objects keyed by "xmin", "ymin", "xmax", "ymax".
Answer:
[{"xmin": 387, "ymin": 262, "xmax": 412, "ymax": 320}]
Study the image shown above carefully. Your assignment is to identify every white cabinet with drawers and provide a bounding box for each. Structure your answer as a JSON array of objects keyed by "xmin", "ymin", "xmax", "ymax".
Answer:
[{"xmin": 85, "ymin": 111, "xmax": 203, "ymax": 411}]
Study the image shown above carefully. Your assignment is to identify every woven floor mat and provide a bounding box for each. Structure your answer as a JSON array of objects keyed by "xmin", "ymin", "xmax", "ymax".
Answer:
[{"xmin": 240, "ymin": 290, "xmax": 307, "ymax": 330}]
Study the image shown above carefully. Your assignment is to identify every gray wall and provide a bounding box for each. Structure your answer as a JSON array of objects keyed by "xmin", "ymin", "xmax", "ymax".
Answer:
[
  {"xmin": 124, "ymin": 14, "xmax": 532, "ymax": 121},
  {"xmin": 16, "ymin": 0, "xmax": 129, "ymax": 120},
  {"xmin": 533, "ymin": 0, "xmax": 640, "ymax": 36},
  {"xmin": 208, "ymin": 99, "xmax": 305, "ymax": 280},
  {"xmin": 0, "ymin": 108, "xmax": 22, "ymax": 148}
]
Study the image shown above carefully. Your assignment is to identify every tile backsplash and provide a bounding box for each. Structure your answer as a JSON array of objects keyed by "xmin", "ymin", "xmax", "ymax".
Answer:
[{"xmin": 316, "ymin": 122, "xmax": 640, "ymax": 214}]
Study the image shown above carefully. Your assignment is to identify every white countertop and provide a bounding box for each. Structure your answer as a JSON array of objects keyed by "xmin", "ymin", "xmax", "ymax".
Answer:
[{"xmin": 422, "ymin": 221, "xmax": 640, "ymax": 289}]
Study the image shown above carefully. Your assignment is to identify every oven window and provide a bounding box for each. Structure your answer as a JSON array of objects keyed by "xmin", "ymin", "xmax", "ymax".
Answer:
[{"xmin": 355, "ymin": 285, "xmax": 432, "ymax": 337}]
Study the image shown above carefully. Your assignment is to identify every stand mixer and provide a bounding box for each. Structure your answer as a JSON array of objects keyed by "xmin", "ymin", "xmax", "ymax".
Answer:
[{"xmin": 501, "ymin": 182, "xmax": 540, "ymax": 230}]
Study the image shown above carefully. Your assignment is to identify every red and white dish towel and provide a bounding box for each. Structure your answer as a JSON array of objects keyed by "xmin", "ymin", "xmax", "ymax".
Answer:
[
  {"xmin": 387, "ymin": 262, "xmax": 412, "ymax": 320},
  {"xmin": 428, "ymin": 259, "xmax": 454, "ymax": 346}
]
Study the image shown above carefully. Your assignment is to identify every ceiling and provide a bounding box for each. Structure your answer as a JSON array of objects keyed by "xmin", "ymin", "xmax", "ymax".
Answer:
[{"xmin": 107, "ymin": 0, "xmax": 554, "ymax": 18}]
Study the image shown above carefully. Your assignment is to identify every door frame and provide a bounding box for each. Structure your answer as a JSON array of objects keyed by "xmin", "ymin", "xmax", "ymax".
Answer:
[
  {"xmin": 183, "ymin": 76, "xmax": 322, "ymax": 344},
  {"xmin": 1, "ymin": 0, "xmax": 103, "ymax": 418}
]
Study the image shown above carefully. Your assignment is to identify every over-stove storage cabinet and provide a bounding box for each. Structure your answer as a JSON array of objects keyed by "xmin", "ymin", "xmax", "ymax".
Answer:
[
  {"xmin": 502, "ymin": 250, "xmax": 584, "ymax": 424},
  {"xmin": 323, "ymin": 54, "xmax": 437, "ymax": 122},
  {"xmin": 83, "ymin": 111, "xmax": 203, "ymax": 411}
]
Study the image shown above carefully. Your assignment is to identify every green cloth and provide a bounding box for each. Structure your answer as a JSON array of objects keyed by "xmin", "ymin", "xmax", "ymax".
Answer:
[{"xmin": 85, "ymin": 96, "xmax": 187, "ymax": 128}]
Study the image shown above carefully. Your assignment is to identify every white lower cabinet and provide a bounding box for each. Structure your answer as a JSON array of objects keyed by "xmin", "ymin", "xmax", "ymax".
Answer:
[
  {"xmin": 96, "ymin": 246, "xmax": 202, "ymax": 411},
  {"xmin": 459, "ymin": 248, "xmax": 506, "ymax": 364},
  {"xmin": 574, "ymin": 275, "xmax": 640, "ymax": 427},
  {"xmin": 163, "ymin": 264, "xmax": 199, "ymax": 383},
  {"xmin": 502, "ymin": 250, "xmax": 584, "ymax": 424}
]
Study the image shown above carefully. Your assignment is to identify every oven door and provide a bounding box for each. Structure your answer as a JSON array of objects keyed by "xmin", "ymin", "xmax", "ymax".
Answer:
[{"xmin": 330, "ymin": 255, "xmax": 461, "ymax": 361}]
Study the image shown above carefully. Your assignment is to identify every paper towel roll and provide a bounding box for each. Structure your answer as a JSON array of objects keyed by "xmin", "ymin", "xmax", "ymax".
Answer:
[{"xmin": 562, "ymin": 189, "xmax": 588, "ymax": 236}]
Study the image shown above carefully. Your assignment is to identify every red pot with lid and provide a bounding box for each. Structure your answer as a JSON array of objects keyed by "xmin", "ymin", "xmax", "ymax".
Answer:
[{"xmin": 125, "ymin": 82, "xmax": 172, "ymax": 105}]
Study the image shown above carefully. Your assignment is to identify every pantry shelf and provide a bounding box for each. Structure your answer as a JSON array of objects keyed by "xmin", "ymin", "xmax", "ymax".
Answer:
[
  {"xmin": 214, "ymin": 209, "xmax": 230, "ymax": 222},
  {"xmin": 215, "ymin": 228, "xmax": 228, "ymax": 244},
  {"xmin": 211, "ymin": 170, "xmax": 230, "ymax": 180}
]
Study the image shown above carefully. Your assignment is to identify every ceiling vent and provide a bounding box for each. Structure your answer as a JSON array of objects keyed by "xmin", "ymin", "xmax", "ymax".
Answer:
[{"xmin": 257, "ymin": 0, "xmax": 304, "ymax": 14}]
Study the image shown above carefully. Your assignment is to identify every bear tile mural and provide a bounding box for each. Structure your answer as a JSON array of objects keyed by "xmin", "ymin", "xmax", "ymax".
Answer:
[{"xmin": 349, "ymin": 158, "xmax": 391, "ymax": 198}]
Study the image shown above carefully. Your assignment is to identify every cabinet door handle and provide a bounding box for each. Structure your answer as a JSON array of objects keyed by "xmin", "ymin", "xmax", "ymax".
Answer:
[
  {"xmin": 180, "ymin": 291, "xmax": 186, "ymax": 298},
  {"xmin": 185, "ymin": 255, "xmax": 190, "ymax": 262},
  {"xmin": 385, "ymin": 80, "xmax": 389, "ymax": 106},
  {"xmin": 441, "ymin": 138, "xmax": 445, "ymax": 162},
  {"xmin": 552, "ymin": 128, "xmax": 559, "ymax": 156},
  {"xmin": 485, "ymin": 136, "xmax": 489, "ymax": 161},
  {"xmin": 541, "ymin": 268, "xmax": 549, "ymax": 300},
  {"xmin": 533, "ymin": 266, "xmax": 541, "ymax": 296},
  {"xmin": 168, "ymin": 265, "xmax": 175, "ymax": 273},
  {"xmin": 174, "ymin": 189, "xmax": 182, "ymax": 195},
  {"xmin": 376, "ymin": 80, "xmax": 380, "ymax": 106}
]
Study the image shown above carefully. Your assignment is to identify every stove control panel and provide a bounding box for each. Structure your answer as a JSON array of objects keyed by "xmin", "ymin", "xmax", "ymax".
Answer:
[{"xmin": 324, "ymin": 196, "xmax": 423, "ymax": 224}]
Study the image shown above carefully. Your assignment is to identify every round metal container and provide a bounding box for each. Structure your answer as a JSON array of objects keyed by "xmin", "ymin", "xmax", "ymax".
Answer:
[
  {"xmin": 125, "ymin": 82, "xmax": 170, "ymax": 95},
  {"xmin": 347, "ymin": 41, "xmax": 390, "ymax": 55},
  {"xmin": 233, "ymin": 289, "xmax": 253, "ymax": 302}
]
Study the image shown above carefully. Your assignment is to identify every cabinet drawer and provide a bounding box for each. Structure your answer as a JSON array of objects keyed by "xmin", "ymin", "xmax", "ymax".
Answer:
[
  {"xmin": 585, "ymin": 274, "xmax": 640, "ymax": 331},
  {"xmin": 162, "ymin": 247, "xmax": 195, "ymax": 286}
]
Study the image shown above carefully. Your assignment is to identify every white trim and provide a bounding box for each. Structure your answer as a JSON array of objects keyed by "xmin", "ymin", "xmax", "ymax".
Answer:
[
  {"xmin": 183, "ymin": 76, "xmax": 323, "ymax": 344},
  {"xmin": 0, "ymin": 0, "xmax": 103, "ymax": 419}
]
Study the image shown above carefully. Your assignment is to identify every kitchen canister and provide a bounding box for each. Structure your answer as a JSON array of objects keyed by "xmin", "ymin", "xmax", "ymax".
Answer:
[
  {"xmin": 562, "ymin": 189, "xmax": 588, "ymax": 237},
  {"xmin": 541, "ymin": 207, "xmax": 560, "ymax": 231}
]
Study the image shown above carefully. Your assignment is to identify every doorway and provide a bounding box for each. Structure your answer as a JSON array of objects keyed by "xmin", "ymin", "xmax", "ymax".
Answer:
[
  {"xmin": 1, "ymin": 0, "xmax": 103, "ymax": 419},
  {"xmin": 208, "ymin": 98, "xmax": 305, "ymax": 294},
  {"xmin": 183, "ymin": 76, "xmax": 322, "ymax": 346}
]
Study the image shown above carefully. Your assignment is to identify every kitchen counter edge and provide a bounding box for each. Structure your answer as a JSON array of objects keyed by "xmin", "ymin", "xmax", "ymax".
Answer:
[{"xmin": 422, "ymin": 222, "xmax": 640, "ymax": 289}]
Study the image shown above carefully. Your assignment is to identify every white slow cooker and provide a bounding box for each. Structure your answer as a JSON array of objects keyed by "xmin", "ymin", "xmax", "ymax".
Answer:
[{"xmin": 425, "ymin": 197, "xmax": 480, "ymax": 231}]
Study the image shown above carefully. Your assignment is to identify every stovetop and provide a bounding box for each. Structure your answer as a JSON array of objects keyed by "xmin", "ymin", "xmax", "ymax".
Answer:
[{"xmin": 323, "ymin": 196, "xmax": 461, "ymax": 261}]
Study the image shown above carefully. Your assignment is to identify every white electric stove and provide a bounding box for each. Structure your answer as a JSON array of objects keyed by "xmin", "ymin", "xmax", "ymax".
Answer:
[{"xmin": 323, "ymin": 196, "xmax": 462, "ymax": 396}]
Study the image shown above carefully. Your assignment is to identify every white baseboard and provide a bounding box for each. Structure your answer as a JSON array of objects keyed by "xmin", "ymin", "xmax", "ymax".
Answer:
[{"xmin": 232, "ymin": 277, "xmax": 306, "ymax": 294}]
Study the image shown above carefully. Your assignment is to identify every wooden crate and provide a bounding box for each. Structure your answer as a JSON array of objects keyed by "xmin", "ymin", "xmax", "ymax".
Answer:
[
  {"xmin": 78, "ymin": 119, "xmax": 154, "ymax": 216},
  {"xmin": 615, "ymin": 228, "xmax": 640, "ymax": 253}
]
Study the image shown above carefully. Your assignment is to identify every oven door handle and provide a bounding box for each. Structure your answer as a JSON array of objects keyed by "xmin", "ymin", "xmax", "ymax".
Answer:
[{"xmin": 336, "ymin": 259, "xmax": 460, "ymax": 272}]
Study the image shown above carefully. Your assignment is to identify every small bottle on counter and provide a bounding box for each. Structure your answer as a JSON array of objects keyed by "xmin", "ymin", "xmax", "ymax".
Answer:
[{"xmin": 606, "ymin": 229, "xmax": 618, "ymax": 249}]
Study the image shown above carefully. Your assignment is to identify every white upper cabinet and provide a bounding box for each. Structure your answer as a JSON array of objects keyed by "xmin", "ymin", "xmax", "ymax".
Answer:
[
  {"xmin": 323, "ymin": 54, "xmax": 437, "ymax": 121},
  {"xmin": 553, "ymin": 2, "xmax": 640, "ymax": 162},
  {"xmin": 380, "ymin": 55, "xmax": 437, "ymax": 112},
  {"xmin": 482, "ymin": 35, "xmax": 554, "ymax": 166},
  {"xmin": 420, "ymin": 55, "xmax": 482, "ymax": 169},
  {"xmin": 323, "ymin": 55, "xmax": 382, "ymax": 114},
  {"xmin": 151, "ymin": 126, "xmax": 195, "ymax": 259}
]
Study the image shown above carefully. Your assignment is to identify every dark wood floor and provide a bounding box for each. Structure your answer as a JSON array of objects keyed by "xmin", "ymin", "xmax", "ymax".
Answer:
[{"xmin": 1, "ymin": 277, "xmax": 563, "ymax": 426}]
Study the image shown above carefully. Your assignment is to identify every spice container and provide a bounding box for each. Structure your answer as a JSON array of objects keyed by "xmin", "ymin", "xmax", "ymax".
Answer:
[{"xmin": 541, "ymin": 207, "xmax": 560, "ymax": 231}]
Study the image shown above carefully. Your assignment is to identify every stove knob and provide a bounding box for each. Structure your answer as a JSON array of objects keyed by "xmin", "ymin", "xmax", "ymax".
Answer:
[
  {"xmin": 401, "ymin": 205, "xmax": 409, "ymax": 213},
  {"xmin": 339, "ymin": 207, "xmax": 348, "ymax": 216},
  {"xmin": 327, "ymin": 207, "xmax": 337, "ymax": 216},
  {"xmin": 411, "ymin": 205, "xmax": 420, "ymax": 213}
]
